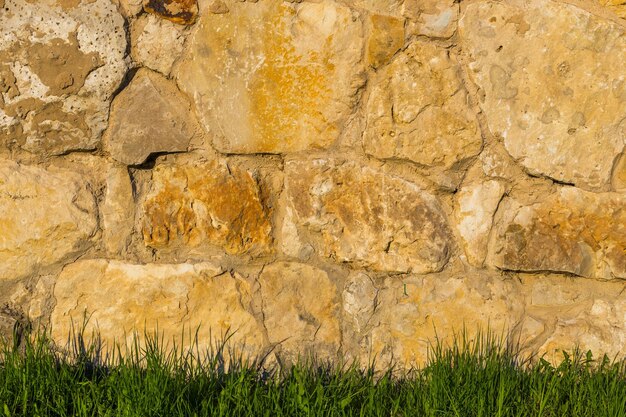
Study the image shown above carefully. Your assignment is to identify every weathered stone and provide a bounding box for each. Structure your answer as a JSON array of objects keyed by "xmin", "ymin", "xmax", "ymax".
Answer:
[
  {"xmin": 101, "ymin": 164, "xmax": 134, "ymax": 255},
  {"xmin": 367, "ymin": 271, "xmax": 524, "ymax": 368},
  {"xmin": 342, "ymin": 272, "xmax": 378, "ymax": 333},
  {"xmin": 258, "ymin": 262, "xmax": 341, "ymax": 361},
  {"xmin": 141, "ymin": 155, "xmax": 272, "ymax": 256},
  {"xmin": 105, "ymin": 69, "xmax": 198, "ymax": 165},
  {"xmin": 455, "ymin": 180, "xmax": 506, "ymax": 267},
  {"xmin": 131, "ymin": 15, "xmax": 187, "ymax": 75},
  {"xmin": 597, "ymin": 0, "xmax": 626, "ymax": 19},
  {"xmin": 613, "ymin": 152, "xmax": 626, "ymax": 192},
  {"xmin": 176, "ymin": 0, "xmax": 365, "ymax": 153},
  {"xmin": 367, "ymin": 15, "xmax": 405, "ymax": 69},
  {"xmin": 347, "ymin": 0, "xmax": 458, "ymax": 38},
  {"xmin": 364, "ymin": 41, "xmax": 482, "ymax": 175},
  {"xmin": 143, "ymin": 0, "xmax": 198, "ymax": 25},
  {"xmin": 278, "ymin": 158, "xmax": 452, "ymax": 273},
  {"xmin": 459, "ymin": 0, "xmax": 626, "ymax": 191},
  {"xmin": 519, "ymin": 274, "xmax": 626, "ymax": 363},
  {"xmin": 51, "ymin": 260, "xmax": 265, "ymax": 353},
  {"xmin": 0, "ymin": 159, "xmax": 97, "ymax": 280},
  {"xmin": 114, "ymin": 0, "xmax": 143, "ymax": 17},
  {"xmin": 489, "ymin": 187, "xmax": 626, "ymax": 279},
  {"xmin": 0, "ymin": 0, "xmax": 127, "ymax": 156}
]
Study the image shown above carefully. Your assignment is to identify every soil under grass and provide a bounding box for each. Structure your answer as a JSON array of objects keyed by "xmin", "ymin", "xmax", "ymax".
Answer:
[{"xmin": 0, "ymin": 325, "xmax": 625, "ymax": 417}]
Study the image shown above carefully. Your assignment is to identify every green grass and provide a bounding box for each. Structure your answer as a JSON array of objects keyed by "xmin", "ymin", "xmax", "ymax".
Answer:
[{"xmin": 1, "ymin": 324, "xmax": 625, "ymax": 416}]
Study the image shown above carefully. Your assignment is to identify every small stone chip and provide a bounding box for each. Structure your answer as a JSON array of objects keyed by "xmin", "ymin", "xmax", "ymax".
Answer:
[
  {"xmin": 143, "ymin": 0, "xmax": 198, "ymax": 25},
  {"xmin": 209, "ymin": 0, "xmax": 229, "ymax": 14}
]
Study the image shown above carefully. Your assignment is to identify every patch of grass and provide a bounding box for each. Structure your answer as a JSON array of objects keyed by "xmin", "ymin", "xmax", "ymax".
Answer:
[{"xmin": 0, "ymin": 324, "xmax": 625, "ymax": 416}]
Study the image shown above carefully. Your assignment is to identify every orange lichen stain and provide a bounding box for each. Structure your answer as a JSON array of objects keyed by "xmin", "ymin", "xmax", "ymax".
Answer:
[
  {"xmin": 248, "ymin": 3, "xmax": 335, "ymax": 153},
  {"xmin": 501, "ymin": 193, "xmax": 625, "ymax": 276},
  {"xmin": 142, "ymin": 162, "xmax": 272, "ymax": 256},
  {"xmin": 143, "ymin": 0, "xmax": 198, "ymax": 25}
]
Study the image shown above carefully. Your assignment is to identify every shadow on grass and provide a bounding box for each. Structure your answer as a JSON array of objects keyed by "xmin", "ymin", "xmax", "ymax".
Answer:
[{"xmin": 0, "ymin": 319, "xmax": 625, "ymax": 416}]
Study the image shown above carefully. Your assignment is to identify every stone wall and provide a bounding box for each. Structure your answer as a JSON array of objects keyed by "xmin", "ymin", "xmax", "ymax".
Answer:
[{"xmin": 0, "ymin": 0, "xmax": 625, "ymax": 368}]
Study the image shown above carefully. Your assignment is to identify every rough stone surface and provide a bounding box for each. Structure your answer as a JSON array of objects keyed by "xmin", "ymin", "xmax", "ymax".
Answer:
[
  {"xmin": 366, "ymin": 271, "xmax": 525, "ymax": 368},
  {"xmin": 105, "ymin": 69, "xmax": 198, "ymax": 165},
  {"xmin": 489, "ymin": 188, "xmax": 626, "ymax": 279},
  {"xmin": 176, "ymin": 0, "xmax": 365, "ymax": 153},
  {"xmin": 597, "ymin": 0, "xmax": 626, "ymax": 18},
  {"xmin": 366, "ymin": 14, "xmax": 405, "ymax": 69},
  {"xmin": 51, "ymin": 260, "xmax": 265, "ymax": 353},
  {"xmin": 101, "ymin": 164, "xmax": 134, "ymax": 256},
  {"xmin": 455, "ymin": 180, "xmax": 506, "ymax": 267},
  {"xmin": 143, "ymin": 0, "xmax": 198, "ymax": 25},
  {"xmin": 131, "ymin": 15, "xmax": 187, "ymax": 75},
  {"xmin": 364, "ymin": 41, "xmax": 482, "ymax": 176},
  {"xmin": 258, "ymin": 262, "xmax": 341, "ymax": 361},
  {"xmin": 0, "ymin": 159, "xmax": 97, "ymax": 280},
  {"xmin": 0, "ymin": 0, "xmax": 127, "ymax": 156},
  {"xmin": 278, "ymin": 158, "xmax": 452, "ymax": 273},
  {"xmin": 141, "ymin": 155, "xmax": 273, "ymax": 256},
  {"xmin": 347, "ymin": 0, "xmax": 458, "ymax": 38},
  {"xmin": 459, "ymin": 0, "xmax": 626, "ymax": 191}
]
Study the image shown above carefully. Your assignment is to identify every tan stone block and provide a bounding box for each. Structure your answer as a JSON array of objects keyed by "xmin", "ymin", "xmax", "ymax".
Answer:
[
  {"xmin": 364, "ymin": 41, "xmax": 482, "ymax": 178},
  {"xmin": 367, "ymin": 15, "xmax": 405, "ymax": 69},
  {"xmin": 489, "ymin": 188, "xmax": 626, "ymax": 279},
  {"xmin": 367, "ymin": 272, "xmax": 524, "ymax": 368},
  {"xmin": 131, "ymin": 14, "xmax": 187, "ymax": 75},
  {"xmin": 278, "ymin": 158, "xmax": 452, "ymax": 273},
  {"xmin": 597, "ymin": 0, "xmax": 626, "ymax": 19},
  {"xmin": 459, "ymin": 0, "xmax": 626, "ymax": 191},
  {"xmin": 51, "ymin": 260, "xmax": 265, "ymax": 355},
  {"xmin": 175, "ymin": 0, "xmax": 365, "ymax": 153},
  {"xmin": 101, "ymin": 164, "xmax": 134, "ymax": 255},
  {"xmin": 258, "ymin": 262, "xmax": 341, "ymax": 361},
  {"xmin": 0, "ymin": 159, "xmax": 97, "ymax": 280},
  {"xmin": 105, "ymin": 69, "xmax": 198, "ymax": 165},
  {"xmin": 0, "ymin": 0, "xmax": 127, "ymax": 155},
  {"xmin": 141, "ymin": 156, "xmax": 272, "ymax": 256},
  {"xmin": 454, "ymin": 180, "xmax": 506, "ymax": 267}
]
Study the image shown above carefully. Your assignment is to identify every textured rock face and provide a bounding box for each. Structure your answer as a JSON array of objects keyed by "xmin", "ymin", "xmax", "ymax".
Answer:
[
  {"xmin": 455, "ymin": 180, "xmax": 506, "ymax": 266},
  {"xmin": 141, "ymin": 156, "xmax": 273, "ymax": 256},
  {"xmin": 0, "ymin": 0, "xmax": 625, "ymax": 371},
  {"xmin": 258, "ymin": 262, "xmax": 341, "ymax": 361},
  {"xmin": 51, "ymin": 260, "xmax": 265, "ymax": 353},
  {"xmin": 489, "ymin": 188, "xmax": 626, "ymax": 279},
  {"xmin": 364, "ymin": 41, "xmax": 482, "ymax": 176},
  {"xmin": 0, "ymin": 0, "xmax": 127, "ymax": 155},
  {"xmin": 105, "ymin": 69, "xmax": 198, "ymax": 165},
  {"xmin": 279, "ymin": 159, "xmax": 452, "ymax": 273},
  {"xmin": 176, "ymin": 0, "xmax": 365, "ymax": 153},
  {"xmin": 0, "ymin": 160, "xmax": 97, "ymax": 280},
  {"xmin": 459, "ymin": 0, "xmax": 626, "ymax": 191}
]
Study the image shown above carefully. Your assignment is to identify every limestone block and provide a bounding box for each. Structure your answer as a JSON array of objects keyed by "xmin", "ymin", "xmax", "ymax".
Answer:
[
  {"xmin": 367, "ymin": 272, "xmax": 524, "ymax": 368},
  {"xmin": 51, "ymin": 260, "xmax": 265, "ymax": 354},
  {"xmin": 519, "ymin": 275, "xmax": 626, "ymax": 363},
  {"xmin": 459, "ymin": 0, "xmax": 626, "ymax": 191},
  {"xmin": 364, "ymin": 41, "xmax": 482, "ymax": 174},
  {"xmin": 342, "ymin": 272, "xmax": 378, "ymax": 333},
  {"xmin": 101, "ymin": 164, "xmax": 134, "ymax": 255},
  {"xmin": 258, "ymin": 262, "xmax": 341, "ymax": 361},
  {"xmin": 278, "ymin": 158, "xmax": 452, "ymax": 273},
  {"xmin": 489, "ymin": 187, "xmax": 626, "ymax": 279},
  {"xmin": 347, "ymin": 0, "xmax": 458, "ymax": 38},
  {"xmin": 105, "ymin": 69, "xmax": 198, "ymax": 165},
  {"xmin": 454, "ymin": 180, "xmax": 506, "ymax": 266},
  {"xmin": 613, "ymin": 152, "xmax": 626, "ymax": 192},
  {"xmin": 366, "ymin": 15, "xmax": 405, "ymax": 69},
  {"xmin": 175, "ymin": 0, "xmax": 365, "ymax": 153},
  {"xmin": 0, "ymin": 0, "xmax": 127, "ymax": 156},
  {"xmin": 131, "ymin": 15, "xmax": 187, "ymax": 75},
  {"xmin": 141, "ymin": 155, "xmax": 272, "ymax": 256},
  {"xmin": 143, "ymin": 0, "xmax": 198, "ymax": 25},
  {"xmin": 0, "ymin": 159, "xmax": 97, "ymax": 280}
]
